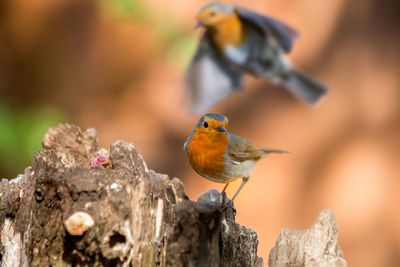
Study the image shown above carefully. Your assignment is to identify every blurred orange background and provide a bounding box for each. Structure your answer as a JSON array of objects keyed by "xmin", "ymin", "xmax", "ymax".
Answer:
[{"xmin": 1, "ymin": 0, "xmax": 399, "ymax": 266}]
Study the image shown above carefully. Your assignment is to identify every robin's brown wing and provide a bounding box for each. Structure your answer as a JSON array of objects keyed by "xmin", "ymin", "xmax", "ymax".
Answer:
[
  {"xmin": 235, "ymin": 6, "xmax": 298, "ymax": 53},
  {"xmin": 186, "ymin": 33, "xmax": 243, "ymax": 113},
  {"xmin": 227, "ymin": 133, "xmax": 288, "ymax": 162},
  {"xmin": 227, "ymin": 134, "xmax": 265, "ymax": 162}
]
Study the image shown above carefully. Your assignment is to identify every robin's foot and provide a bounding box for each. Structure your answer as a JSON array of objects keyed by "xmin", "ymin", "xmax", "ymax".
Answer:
[
  {"xmin": 221, "ymin": 191, "xmax": 228, "ymax": 204},
  {"xmin": 223, "ymin": 199, "xmax": 233, "ymax": 208},
  {"xmin": 221, "ymin": 199, "xmax": 236, "ymax": 216}
]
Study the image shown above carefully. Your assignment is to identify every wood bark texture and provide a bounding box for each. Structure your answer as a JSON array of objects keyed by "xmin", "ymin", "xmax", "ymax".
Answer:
[{"xmin": 0, "ymin": 124, "xmax": 347, "ymax": 267}]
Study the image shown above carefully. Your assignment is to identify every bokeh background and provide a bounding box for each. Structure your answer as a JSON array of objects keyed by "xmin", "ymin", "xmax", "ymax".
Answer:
[{"xmin": 1, "ymin": 0, "xmax": 399, "ymax": 265}]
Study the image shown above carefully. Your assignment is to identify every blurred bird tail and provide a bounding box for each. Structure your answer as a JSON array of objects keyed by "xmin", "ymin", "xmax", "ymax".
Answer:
[
  {"xmin": 261, "ymin": 148, "xmax": 289, "ymax": 155},
  {"xmin": 283, "ymin": 69, "xmax": 327, "ymax": 104}
]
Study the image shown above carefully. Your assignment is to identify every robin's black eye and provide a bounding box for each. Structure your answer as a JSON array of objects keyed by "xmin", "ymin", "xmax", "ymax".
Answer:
[
  {"xmin": 203, "ymin": 121, "xmax": 209, "ymax": 128},
  {"xmin": 209, "ymin": 11, "xmax": 216, "ymax": 17}
]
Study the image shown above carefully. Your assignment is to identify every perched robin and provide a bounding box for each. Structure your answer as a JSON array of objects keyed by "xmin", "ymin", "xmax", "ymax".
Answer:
[
  {"xmin": 186, "ymin": 2, "xmax": 327, "ymax": 113},
  {"xmin": 184, "ymin": 113, "xmax": 286, "ymax": 203}
]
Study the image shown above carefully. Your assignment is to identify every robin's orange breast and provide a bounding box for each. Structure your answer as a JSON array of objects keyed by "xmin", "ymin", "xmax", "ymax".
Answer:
[
  {"xmin": 186, "ymin": 131, "xmax": 228, "ymax": 179},
  {"xmin": 209, "ymin": 13, "xmax": 244, "ymax": 52}
]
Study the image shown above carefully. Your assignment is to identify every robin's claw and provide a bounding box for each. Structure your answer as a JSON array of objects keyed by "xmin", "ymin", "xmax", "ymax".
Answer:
[
  {"xmin": 221, "ymin": 199, "xmax": 236, "ymax": 216},
  {"xmin": 221, "ymin": 191, "xmax": 228, "ymax": 204},
  {"xmin": 224, "ymin": 201, "xmax": 236, "ymax": 217},
  {"xmin": 223, "ymin": 200, "xmax": 233, "ymax": 208}
]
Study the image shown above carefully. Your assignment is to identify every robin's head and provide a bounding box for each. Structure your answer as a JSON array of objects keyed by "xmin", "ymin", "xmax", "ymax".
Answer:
[
  {"xmin": 196, "ymin": 3, "xmax": 235, "ymax": 28},
  {"xmin": 195, "ymin": 113, "xmax": 228, "ymax": 135},
  {"xmin": 184, "ymin": 113, "xmax": 229, "ymax": 152}
]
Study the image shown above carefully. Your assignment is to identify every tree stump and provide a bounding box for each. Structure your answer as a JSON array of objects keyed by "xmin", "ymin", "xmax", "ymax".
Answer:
[
  {"xmin": 0, "ymin": 124, "xmax": 347, "ymax": 267},
  {"xmin": 268, "ymin": 210, "xmax": 348, "ymax": 267}
]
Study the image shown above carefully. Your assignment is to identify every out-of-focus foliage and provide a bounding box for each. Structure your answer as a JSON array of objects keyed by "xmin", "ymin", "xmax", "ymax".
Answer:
[
  {"xmin": 156, "ymin": 21, "xmax": 197, "ymax": 66},
  {"xmin": 0, "ymin": 104, "xmax": 66, "ymax": 176},
  {"xmin": 108, "ymin": 0, "xmax": 196, "ymax": 65},
  {"xmin": 109, "ymin": 0, "xmax": 146, "ymax": 19}
]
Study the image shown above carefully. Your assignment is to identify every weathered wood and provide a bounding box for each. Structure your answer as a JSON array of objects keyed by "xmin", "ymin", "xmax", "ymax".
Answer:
[
  {"xmin": 0, "ymin": 124, "xmax": 347, "ymax": 267},
  {"xmin": 269, "ymin": 210, "xmax": 348, "ymax": 267}
]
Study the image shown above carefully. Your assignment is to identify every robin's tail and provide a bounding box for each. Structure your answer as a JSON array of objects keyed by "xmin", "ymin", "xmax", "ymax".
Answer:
[
  {"xmin": 260, "ymin": 148, "xmax": 288, "ymax": 155},
  {"xmin": 282, "ymin": 69, "xmax": 327, "ymax": 104}
]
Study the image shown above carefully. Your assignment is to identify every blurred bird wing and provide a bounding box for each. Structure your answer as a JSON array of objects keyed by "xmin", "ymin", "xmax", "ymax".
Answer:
[
  {"xmin": 227, "ymin": 134, "xmax": 263, "ymax": 162},
  {"xmin": 236, "ymin": 7, "xmax": 298, "ymax": 53},
  {"xmin": 186, "ymin": 34, "xmax": 242, "ymax": 113}
]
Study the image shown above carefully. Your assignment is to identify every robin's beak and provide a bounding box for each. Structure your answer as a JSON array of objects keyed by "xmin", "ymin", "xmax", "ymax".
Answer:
[
  {"xmin": 196, "ymin": 12, "xmax": 208, "ymax": 28},
  {"xmin": 195, "ymin": 20, "xmax": 203, "ymax": 28},
  {"xmin": 215, "ymin": 126, "xmax": 226, "ymax": 133}
]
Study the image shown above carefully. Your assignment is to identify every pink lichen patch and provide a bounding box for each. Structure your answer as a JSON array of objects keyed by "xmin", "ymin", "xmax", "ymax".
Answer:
[{"xmin": 90, "ymin": 155, "xmax": 113, "ymax": 169}]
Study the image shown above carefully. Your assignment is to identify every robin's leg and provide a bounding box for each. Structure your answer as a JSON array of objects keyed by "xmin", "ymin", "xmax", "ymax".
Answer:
[
  {"xmin": 221, "ymin": 183, "xmax": 229, "ymax": 194},
  {"xmin": 221, "ymin": 183, "xmax": 230, "ymax": 204},
  {"xmin": 231, "ymin": 176, "xmax": 249, "ymax": 203},
  {"xmin": 221, "ymin": 178, "xmax": 249, "ymax": 214}
]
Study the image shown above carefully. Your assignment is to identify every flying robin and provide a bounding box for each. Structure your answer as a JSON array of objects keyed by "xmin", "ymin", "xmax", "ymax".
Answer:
[
  {"xmin": 186, "ymin": 2, "xmax": 327, "ymax": 113},
  {"xmin": 184, "ymin": 113, "xmax": 286, "ymax": 203}
]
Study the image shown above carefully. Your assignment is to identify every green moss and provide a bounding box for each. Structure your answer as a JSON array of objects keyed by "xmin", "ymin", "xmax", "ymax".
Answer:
[
  {"xmin": 0, "ymin": 104, "xmax": 67, "ymax": 177},
  {"xmin": 109, "ymin": 0, "xmax": 147, "ymax": 20}
]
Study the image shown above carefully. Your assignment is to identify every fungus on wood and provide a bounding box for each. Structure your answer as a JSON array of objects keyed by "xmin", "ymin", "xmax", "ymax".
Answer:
[{"xmin": 0, "ymin": 124, "xmax": 347, "ymax": 266}]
